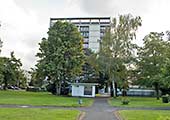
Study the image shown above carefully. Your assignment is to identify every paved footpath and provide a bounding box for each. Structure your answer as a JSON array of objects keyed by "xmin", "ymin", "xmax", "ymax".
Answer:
[
  {"xmin": 78, "ymin": 97, "xmax": 118, "ymax": 120},
  {"xmin": 0, "ymin": 97, "xmax": 118, "ymax": 120},
  {"xmin": 1, "ymin": 97, "xmax": 170, "ymax": 120}
]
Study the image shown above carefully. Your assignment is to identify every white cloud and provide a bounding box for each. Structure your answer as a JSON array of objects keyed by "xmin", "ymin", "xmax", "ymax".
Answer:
[
  {"xmin": 0, "ymin": 0, "xmax": 47, "ymax": 70},
  {"xmin": 79, "ymin": 0, "xmax": 152, "ymax": 16},
  {"xmin": 0, "ymin": 0, "xmax": 86, "ymax": 70},
  {"xmin": 136, "ymin": 0, "xmax": 170, "ymax": 45}
]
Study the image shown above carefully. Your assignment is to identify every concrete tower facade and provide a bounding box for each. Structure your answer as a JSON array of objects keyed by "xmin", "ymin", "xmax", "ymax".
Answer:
[{"xmin": 50, "ymin": 17, "xmax": 111, "ymax": 52}]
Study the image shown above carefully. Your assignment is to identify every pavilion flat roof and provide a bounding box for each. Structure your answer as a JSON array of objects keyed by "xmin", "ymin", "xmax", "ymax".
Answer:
[{"xmin": 71, "ymin": 83, "xmax": 98, "ymax": 86}]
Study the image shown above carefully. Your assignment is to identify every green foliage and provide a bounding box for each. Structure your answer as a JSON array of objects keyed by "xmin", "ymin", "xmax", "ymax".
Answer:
[
  {"xmin": 0, "ymin": 52, "xmax": 26, "ymax": 89},
  {"xmin": 137, "ymin": 32, "xmax": 170, "ymax": 98},
  {"xmin": 137, "ymin": 32, "xmax": 165, "ymax": 84},
  {"xmin": 0, "ymin": 57, "xmax": 15, "ymax": 89},
  {"xmin": 36, "ymin": 21, "xmax": 85, "ymax": 94},
  {"xmin": 121, "ymin": 97, "xmax": 130, "ymax": 105},
  {"xmin": 104, "ymin": 14, "xmax": 141, "ymax": 78},
  {"xmin": 93, "ymin": 14, "xmax": 142, "ymax": 96},
  {"xmin": 29, "ymin": 68, "xmax": 43, "ymax": 87},
  {"xmin": 162, "ymin": 94, "xmax": 170, "ymax": 103},
  {"xmin": 83, "ymin": 49, "xmax": 101, "ymax": 83}
]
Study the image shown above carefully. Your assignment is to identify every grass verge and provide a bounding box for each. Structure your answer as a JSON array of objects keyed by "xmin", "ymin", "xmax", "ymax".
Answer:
[
  {"xmin": 109, "ymin": 96, "xmax": 170, "ymax": 108},
  {"xmin": 119, "ymin": 110, "xmax": 170, "ymax": 120},
  {"xmin": 0, "ymin": 90, "xmax": 93, "ymax": 107},
  {"xmin": 0, "ymin": 108, "xmax": 80, "ymax": 120}
]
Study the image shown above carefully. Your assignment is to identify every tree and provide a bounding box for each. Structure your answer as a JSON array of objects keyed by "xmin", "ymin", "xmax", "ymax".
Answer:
[
  {"xmin": 0, "ymin": 52, "xmax": 24, "ymax": 90},
  {"xmin": 0, "ymin": 57, "xmax": 15, "ymax": 90},
  {"xmin": 28, "ymin": 67, "xmax": 45, "ymax": 87},
  {"xmin": 10, "ymin": 51, "xmax": 23, "ymax": 87},
  {"xmin": 137, "ymin": 32, "xmax": 170, "ymax": 99},
  {"xmin": 82, "ymin": 49, "xmax": 99, "ymax": 83},
  {"xmin": 97, "ymin": 14, "xmax": 142, "ymax": 97},
  {"xmin": 36, "ymin": 21, "xmax": 85, "ymax": 95},
  {"xmin": 17, "ymin": 69, "xmax": 27, "ymax": 88}
]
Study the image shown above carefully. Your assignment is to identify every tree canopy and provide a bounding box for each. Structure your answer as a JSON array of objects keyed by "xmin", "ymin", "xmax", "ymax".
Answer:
[
  {"xmin": 0, "ymin": 52, "xmax": 26, "ymax": 90},
  {"xmin": 137, "ymin": 32, "xmax": 170, "ymax": 99},
  {"xmin": 87, "ymin": 14, "xmax": 142, "ymax": 97},
  {"xmin": 36, "ymin": 21, "xmax": 85, "ymax": 95}
]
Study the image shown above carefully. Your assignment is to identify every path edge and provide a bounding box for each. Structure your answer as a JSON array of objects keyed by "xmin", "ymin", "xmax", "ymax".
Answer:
[
  {"xmin": 77, "ymin": 112, "xmax": 86, "ymax": 120},
  {"xmin": 113, "ymin": 111, "xmax": 123, "ymax": 120}
]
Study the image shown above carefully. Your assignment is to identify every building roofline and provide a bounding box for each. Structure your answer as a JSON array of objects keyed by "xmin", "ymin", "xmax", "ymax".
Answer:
[
  {"xmin": 50, "ymin": 17, "xmax": 111, "ymax": 20},
  {"xmin": 71, "ymin": 83, "xmax": 99, "ymax": 86}
]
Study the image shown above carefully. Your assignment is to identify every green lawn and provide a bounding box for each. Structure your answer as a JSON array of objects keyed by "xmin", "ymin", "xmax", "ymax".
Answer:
[
  {"xmin": 0, "ymin": 108, "xmax": 80, "ymax": 120},
  {"xmin": 109, "ymin": 96, "xmax": 170, "ymax": 108},
  {"xmin": 0, "ymin": 90, "xmax": 93, "ymax": 107},
  {"xmin": 119, "ymin": 110, "xmax": 170, "ymax": 120}
]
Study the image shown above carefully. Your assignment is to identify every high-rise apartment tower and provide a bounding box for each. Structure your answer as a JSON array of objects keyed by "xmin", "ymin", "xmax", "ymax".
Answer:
[{"xmin": 50, "ymin": 17, "xmax": 111, "ymax": 52}]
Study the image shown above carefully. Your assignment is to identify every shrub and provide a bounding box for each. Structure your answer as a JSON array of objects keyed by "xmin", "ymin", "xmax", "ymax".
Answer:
[
  {"xmin": 162, "ymin": 94, "xmax": 169, "ymax": 103},
  {"xmin": 121, "ymin": 97, "xmax": 129, "ymax": 105},
  {"xmin": 46, "ymin": 83, "xmax": 56, "ymax": 95},
  {"xmin": 26, "ymin": 86, "xmax": 41, "ymax": 92}
]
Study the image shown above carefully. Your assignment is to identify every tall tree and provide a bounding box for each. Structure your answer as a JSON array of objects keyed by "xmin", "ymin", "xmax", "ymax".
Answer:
[
  {"xmin": 98, "ymin": 14, "xmax": 142, "ymax": 97},
  {"xmin": 137, "ymin": 32, "xmax": 170, "ymax": 99},
  {"xmin": 0, "ymin": 57, "xmax": 10, "ymax": 89},
  {"xmin": 10, "ymin": 52, "xmax": 23, "ymax": 87},
  {"xmin": 0, "ymin": 52, "xmax": 23, "ymax": 90},
  {"xmin": 36, "ymin": 21, "xmax": 84, "ymax": 95},
  {"xmin": 17, "ymin": 69, "xmax": 27, "ymax": 88}
]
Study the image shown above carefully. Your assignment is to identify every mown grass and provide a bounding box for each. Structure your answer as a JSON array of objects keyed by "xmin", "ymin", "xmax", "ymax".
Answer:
[
  {"xmin": 0, "ymin": 108, "xmax": 80, "ymax": 120},
  {"xmin": 0, "ymin": 90, "xmax": 93, "ymax": 107},
  {"xmin": 109, "ymin": 96, "xmax": 170, "ymax": 108},
  {"xmin": 119, "ymin": 110, "xmax": 170, "ymax": 120}
]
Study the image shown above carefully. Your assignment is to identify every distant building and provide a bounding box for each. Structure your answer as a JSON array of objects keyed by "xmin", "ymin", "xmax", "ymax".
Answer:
[{"xmin": 50, "ymin": 17, "xmax": 111, "ymax": 53}]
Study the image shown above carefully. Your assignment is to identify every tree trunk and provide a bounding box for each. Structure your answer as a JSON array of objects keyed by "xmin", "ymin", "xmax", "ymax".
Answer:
[
  {"xmin": 58, "ymin": 82, "xmax": 61, "ymax": 95},
  {"xmin": 110, "ymin": 82, "xmax": 113, "ymax": 97},
  {"xmin": 122, "ymin": 89, "xmax": 127, "ymax": 97},
  {"xmin": 55, "ymin": 82, "xmax": 61, "ymax": 95},
  {"xmin": 114, "ymin": 82, "xmax": 118, "ymax": 97},
  {"xmin": 105, "ymin": 83, "xmax": 108, "ymax": 93},
  {"xmin": 112, "ymin": 80, "xmax": 116, "ymax": 97},
  {"xmin": 154, "ymin": 82, "xmax": 160, "ymax": 100},
  {"xmin": 110, "ymin": 81, "xmax": 116, "ymax": 97},
  {"xmin": 3, "ymin": 82, "xmax": 7, "ymax": 90},
  {"xmin": 122, "ymin": 79, "xmax": 128, "ymax": 97},
  {"xmin": 55, "ymin": 83, "xmax": 58, "ymax": 95},
  {"xmin": 122, "ymin": 85, "xmax": 127, "ymax": 97},
  {"xmin": 3, "ymin": 77, "xmax": 7, "ymax": 90}
]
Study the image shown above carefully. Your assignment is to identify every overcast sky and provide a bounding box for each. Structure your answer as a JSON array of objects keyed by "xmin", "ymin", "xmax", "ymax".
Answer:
[{"xmin": 0, "ymin": 0, "xmax": 170, "ymax": 70}]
